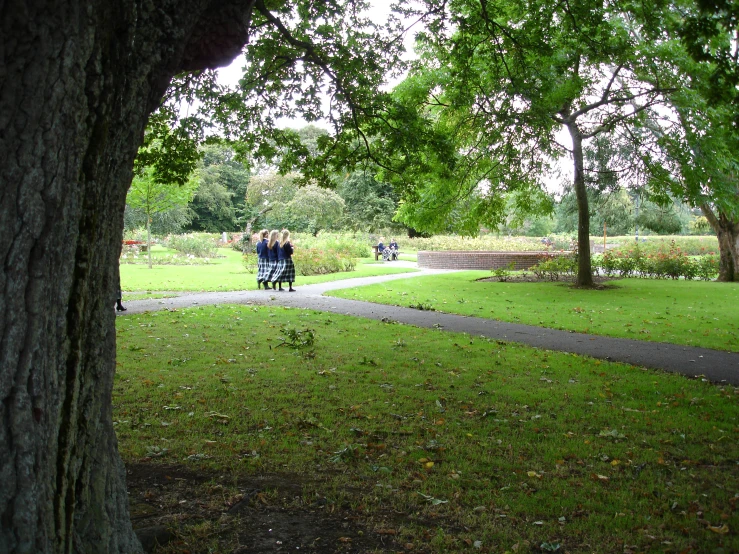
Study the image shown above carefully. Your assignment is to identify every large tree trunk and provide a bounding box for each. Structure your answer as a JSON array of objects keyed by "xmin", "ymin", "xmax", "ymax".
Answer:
[
  {"xmin": 566, "ymin": 121, "xmax": 594, "ymax": 287},
  {"xmin": 702, "ymin": 204, "xmax": 739, "ymax": 282},
  {"xmin": 0, "ymin": 1, "xmax": 254, "ymax": 552}
]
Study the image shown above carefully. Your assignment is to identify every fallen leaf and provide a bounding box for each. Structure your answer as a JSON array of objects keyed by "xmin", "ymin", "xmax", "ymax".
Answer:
[{"xmin": 708, "ymin": 524, "xmax": 729, "ymax": 534}]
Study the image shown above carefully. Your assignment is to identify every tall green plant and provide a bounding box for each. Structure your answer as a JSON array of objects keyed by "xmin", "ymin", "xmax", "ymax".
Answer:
[{"xmin": 128, "ymin": 165, "xmax": 199, "ymax": 268}]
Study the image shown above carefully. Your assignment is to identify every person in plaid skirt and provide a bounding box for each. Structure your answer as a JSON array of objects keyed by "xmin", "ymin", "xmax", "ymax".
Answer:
[
  {"xmin": 255, "ymin": 229, "xmax": 271, "ymax": 289},
  {"xmin": 275, "ymin": 229, "xmax": 296, "ymax": 291},
  {"xmin": 265, "ymin": 229, "xmax": 281, "ymax": 288}
]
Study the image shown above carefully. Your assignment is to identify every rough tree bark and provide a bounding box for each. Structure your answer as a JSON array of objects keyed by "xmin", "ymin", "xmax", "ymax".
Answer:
[
  {"xmin": 0, "ymin": 1, "xmax": 255, "ymax": 552},
  {"xmin": 702, "ymin": 204, "xmax": 739, "ymax": 282}
]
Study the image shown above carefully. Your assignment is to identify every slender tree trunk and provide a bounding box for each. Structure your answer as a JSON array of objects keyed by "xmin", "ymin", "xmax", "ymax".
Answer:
[
  {"xmin": 0, "ymin": 1, "xmax": 254, "ymax": 551},
  {"xmin": 702, "ymin": 204, "xmax": 739, "ymax": 282},
  {"xmin": 566, "ymin": 121, "xmax": 594, "ymax": 287},
  {"xmin": 147, "ymin": 218, "xmax": 153, "ymax": 269}
]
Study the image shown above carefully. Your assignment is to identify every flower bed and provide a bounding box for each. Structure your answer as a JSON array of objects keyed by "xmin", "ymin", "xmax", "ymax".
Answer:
[
  {"xmin": 122, "ymin": 240, "xmax": 147, "ymax": 252},
  {"xmin": 417, "ymin": 250, "xmax": 568, "ymax": 270},
  {"xmin": 595, "ymin": 242, "xmax": 719, "ymax": 280}
]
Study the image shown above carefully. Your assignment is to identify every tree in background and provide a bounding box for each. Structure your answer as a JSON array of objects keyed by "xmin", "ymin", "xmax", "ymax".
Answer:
[
  {"xmin": 123, "ymin": 203, "xmax": 192, "ymax": 237},
  {"xmin": 371, "ymin": 0, "xmax": 675, "ymax": 286},
  {"xmin": 555, "ymin": 189, "xmax": 630, "ymax": 237},
  {"xmin": 243, "ymin": 172, "xmax": 300, "ymax": 234},
  {"xmin": 127, "ymin": 166, "xmax": 199, "ymax": 268},
  {"xmin": 187, "ymin": 143, "xmax": 250, "ymax": 232},
  {"xmin": 336, "ymin": 171, "xmax": 400, "ymax": 232},
  {"xmin": 285, "ymin": 183, "xmax": 346, "ymax": 235},
  {"xmin": 634, "ymin": 5, "xmax": 739, "ymax": 281}
]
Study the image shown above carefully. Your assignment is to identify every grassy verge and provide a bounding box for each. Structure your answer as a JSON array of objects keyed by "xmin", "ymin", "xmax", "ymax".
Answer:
[
  {"xmin": 115, "ymin": 306, "xmax": 738, "ymax": 553},
  {"xmin": 326, "ymin": 272, "xmax": 739, "ymax": 352},
  {"xmin": 120, "ymin": 248, "xmax": 416, "ymax": 293}
]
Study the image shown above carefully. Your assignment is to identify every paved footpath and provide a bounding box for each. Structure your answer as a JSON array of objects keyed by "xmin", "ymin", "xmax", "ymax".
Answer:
[{"xmin": 120, "ymin": 264, "xmax": 739, "ymax": 385}]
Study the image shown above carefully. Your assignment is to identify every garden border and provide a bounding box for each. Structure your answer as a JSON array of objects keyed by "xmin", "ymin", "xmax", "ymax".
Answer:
[{"xmin": 416, "ymin": 250, "xmax": 569, "ymax": 270}]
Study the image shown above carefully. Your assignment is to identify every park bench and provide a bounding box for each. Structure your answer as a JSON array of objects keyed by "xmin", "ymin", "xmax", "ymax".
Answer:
[{"xmin": 372, "ymin": 245, "xmax": 401, "ymax": 261}]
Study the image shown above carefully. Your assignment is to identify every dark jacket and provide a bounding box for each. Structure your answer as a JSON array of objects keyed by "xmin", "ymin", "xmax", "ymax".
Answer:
[
  {"xmin": 278, "ymin": 241, "xmax": 294, "ymax": 260},
  {"xmin": 268, "ymin": 241, "xmax": 280, "ymax": 262},
  {"xmin": 256, "ymin": 239, "xmax": 269, "ymax": 259}
]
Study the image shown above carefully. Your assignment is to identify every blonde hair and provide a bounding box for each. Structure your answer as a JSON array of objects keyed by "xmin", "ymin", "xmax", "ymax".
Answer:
[
  {"xmin": 281, "ymin": 229, "xmax": 290, "ymax": 243},
  {"xmin": 260, "ymin": 229, "xmax": 269, "ymax": 239},
  {"xmin": 268, "ymin": 229, "xmax": 280, "ymax": 249}
]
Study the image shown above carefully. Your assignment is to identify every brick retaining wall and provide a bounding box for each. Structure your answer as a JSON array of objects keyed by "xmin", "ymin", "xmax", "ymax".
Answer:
[{"xmin": 417, "ymin": 250, "xmax": 566, "ymax": 270}]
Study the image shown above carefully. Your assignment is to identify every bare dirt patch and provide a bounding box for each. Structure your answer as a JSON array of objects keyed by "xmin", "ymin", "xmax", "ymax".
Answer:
[{"xmin": 126, "ymin": 462, "xmax": 407, "ymax": 553}]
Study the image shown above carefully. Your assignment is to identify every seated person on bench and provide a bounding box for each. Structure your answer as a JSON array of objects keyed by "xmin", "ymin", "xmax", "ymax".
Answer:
[{"xmin": 383, "ymin": 238, "xmax": 399, "ymax": 261}]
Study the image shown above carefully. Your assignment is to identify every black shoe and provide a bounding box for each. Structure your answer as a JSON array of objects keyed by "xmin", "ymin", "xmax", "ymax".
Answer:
[
  {"xmin": 288, "ymin": 288, "xmax": 296, "ymax": 292},
  {"xmin": 116, "ymin": 305, "xmax": 127, "ymax": 312},
  {"xmin": 264, "ymin": 284, "xmax": 272, "ymax": 290}
]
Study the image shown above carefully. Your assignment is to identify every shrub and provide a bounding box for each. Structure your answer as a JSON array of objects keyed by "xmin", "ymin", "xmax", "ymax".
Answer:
[
  {"xmin": 165, "ymin": 234, "xmax": 219, "ymax": 258},
  {"xmin": 695, "ymin": 254, "xmax": 719, "ymax": 281},
  {"xmin": 615, "ymin": 250, "xmax": 639, "ymax": 277},
  {"xmin": 292, "ymin": 247, "xmax": 356, "ymax": 275},
  {"xmin": 490, "ymin": 262, "xmax": 515, "ymax": 282},
  {"xmin": 231, "ymin": 233, "xmax": 252, "ymax": 252},
  {"xmin": 596, "ymin": 251, "xmax": 619, "ymax": 277},
  {"xmin": 242, "ymin": 252, "xmax": 258, "ymax": 274},
  {"xmin": 593, "ymin": 240, "xmax": 718, "ymax": 281},
  {"xmin": 292, "ymin": 233, "xmax": 371, "ymax": 258},
  {"xmin": 608, "ymin": 235, "xmax": 717, "ymax": 256},
  {"xmin": 530, "ymin": 253, "xmax": 577, "ymax": 281},
  {"xmin": 123, "ymin": 229, "xmax": 150, "ymax": 243}
]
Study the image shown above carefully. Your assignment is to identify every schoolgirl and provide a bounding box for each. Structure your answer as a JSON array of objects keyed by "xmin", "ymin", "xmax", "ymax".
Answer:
[
  {"xmin": 274, "ymin": 229, "xmax": 296, "ymax": 292},
  {"xmin": 265, "ymin": 229, "xmax": 281, "ymax": 288},
  {"xmin": 255, "ymin": 229, "xmax": 271, "ymax": 289}
]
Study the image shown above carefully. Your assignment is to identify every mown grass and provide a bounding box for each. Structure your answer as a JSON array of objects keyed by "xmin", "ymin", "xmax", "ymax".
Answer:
[
  {"xmin": 115, "ymin": 305, "xmax": 738, "ymax": 553},
  {"xmin": 120, "ymin": 247, "xmax": 416, "ymax": 294},
  {"xmin": 327, "ymin": 272, "xmax": 739, "ymax": 352}
]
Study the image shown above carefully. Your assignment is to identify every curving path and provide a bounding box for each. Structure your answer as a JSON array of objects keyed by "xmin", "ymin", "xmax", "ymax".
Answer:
[{"xmin": 118, "ymin": 262, "xmax": 739, "ymax": 385}]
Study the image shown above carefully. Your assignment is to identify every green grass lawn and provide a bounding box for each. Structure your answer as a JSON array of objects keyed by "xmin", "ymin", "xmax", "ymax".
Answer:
[
  {"xmin": 120, "ymin": 247, "xmax": 416, "ymax": 294},
  {"xmin": 326, "ymin": 272, "xmax": 739, "ymax": 352},
  {"xmin": 115, "ymin": 305, "xmax": 739, "ymax": 553}
]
